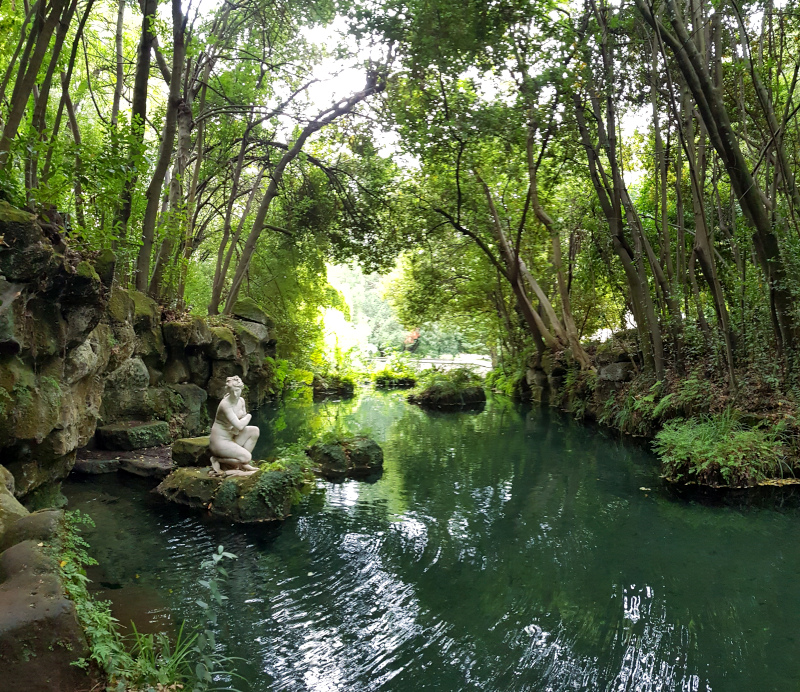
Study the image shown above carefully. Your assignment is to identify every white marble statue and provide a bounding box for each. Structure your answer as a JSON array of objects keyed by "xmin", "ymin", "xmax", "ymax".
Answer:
[{"xmin": 209, "ymin": 376, "xmax": 260, "ymax": 476}]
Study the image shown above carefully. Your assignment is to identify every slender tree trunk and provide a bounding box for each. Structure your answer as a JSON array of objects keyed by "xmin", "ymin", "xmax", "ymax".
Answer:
[
  {"xmin": 135, "ymin": 0, "xmax": 185, "ymax": 292},
  {"xmin": 111, "ymin": 0, "xmax": 125, "ymax": 128},
  {"xmin": 116, "ymin": 0, "xmax": 158, "ymax": 247},
  {"xmin": 0, "ymin": 0, "xmax": 67, "ymax": 167}
]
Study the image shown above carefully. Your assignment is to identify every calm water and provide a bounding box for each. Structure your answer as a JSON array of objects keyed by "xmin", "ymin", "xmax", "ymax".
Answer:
[{"xmin": 63, "ymin": 391, "xmax": 800, "ymax": 691}]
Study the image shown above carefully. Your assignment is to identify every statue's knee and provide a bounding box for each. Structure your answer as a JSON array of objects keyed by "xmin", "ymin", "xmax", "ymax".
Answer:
[
  {"xmin": 247, "ymin": 425, "xmax": 259, "ymax": 437},
  {"xmin": 243, "ymin": 449, "xmax": 252, "ymax": 462}
]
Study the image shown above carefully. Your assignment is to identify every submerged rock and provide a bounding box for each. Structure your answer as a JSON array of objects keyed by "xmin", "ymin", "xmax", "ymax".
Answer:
[
  {"xmin": 307, "ymin": 436, "xmax": 384, "ymax": 479},
  {"xmin": 156, "ymin": 461, "xmax": 309, "ymax": 522}
]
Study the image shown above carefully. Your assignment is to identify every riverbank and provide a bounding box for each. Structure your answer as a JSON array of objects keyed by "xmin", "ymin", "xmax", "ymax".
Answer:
[{"xmin": 511, "ymin": 343, "xmax": 800, "ymax": 488}]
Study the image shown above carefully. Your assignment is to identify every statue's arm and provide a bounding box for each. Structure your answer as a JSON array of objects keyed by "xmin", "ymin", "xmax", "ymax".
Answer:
[{"xmin": 221, "ymin": 401, "xmax": 246, "ymax": 431}]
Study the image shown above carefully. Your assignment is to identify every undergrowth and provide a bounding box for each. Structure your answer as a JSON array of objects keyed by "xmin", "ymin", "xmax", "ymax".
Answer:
[{"xmin": 653, "ymin": 410, "xmax": 791, "ymax": 487}]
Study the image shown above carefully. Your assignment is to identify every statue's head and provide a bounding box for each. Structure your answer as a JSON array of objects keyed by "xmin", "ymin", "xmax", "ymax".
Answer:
[{"xmin": 226, "ymin": 375, "xmax": 244, "ymax": 393}]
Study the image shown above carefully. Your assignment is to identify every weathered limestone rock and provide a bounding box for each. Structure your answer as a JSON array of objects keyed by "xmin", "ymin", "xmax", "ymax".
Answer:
[
  {"xmin": 73, "ymin": 455, "xmax": 120, "ymax": 474},
  {"xmin": 208, "ymin": 360, "xmax": 246, "ymax": 400},
  {"xmin": 186, "ymin": 350, "xmax": 210, "ymax": 386},
  {"xmin": 0, "ymin": 202, "xmax": 59, "ymax": 283},
  {"xmin": 163, "ymin": 317, "xmax": 212, "ymax": 350},
  {"xmin": 157, "ymin": 462, "xmax": 308, "ymax": 522},
  {"xmin": 0, "ymin": 481, "xmax": 28, "ymax": 542},
  {"xmin": 232, "ymin": 297, "xmax": 274, "ymax": 327},
  {"xmin": 118, "ymin": 453, "xmax": 174, "ymax": 479},
  {"xmin": 0, "ymin": 465, "xmax": 14, "ymax": 494},
  {"xmin": 0, "ymin": 512, "xmax": 91, "ymax": 692},
  {"xmin": 231, "ymin": 320, "xmax": 269, "ymax": 356},
  {"xmin": 0, "ymin": 509, "xmax": 60, "ymax": 553},
  {"xmin": 307, "ymin": 437, "xmax": 384, "ymax": 479},
  {"xmin": 168, "ymin": 383, "xmax": 209, "ymax": 436},
  {"xmin": 171, "ymin": 436, "xmax": 212, "ymax": 467},
  {"xmin": 598, "ymin": 362, "xmax": 635, "ymax": 382},
  {"xmin": 96, "ymin": 421, "xmax": 171, "ymax": 451},
  {"xmin": 163, "ymin": 357, "xmax": 191, "ymax": 384},
  {"xmin": 207, "ymin": 326, "xmax": 237, "ymax": 360}
]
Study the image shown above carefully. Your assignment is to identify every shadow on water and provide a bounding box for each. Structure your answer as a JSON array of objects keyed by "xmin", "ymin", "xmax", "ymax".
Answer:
[{"xmin": 63, "ymin": 390, "xmax": 800, "ymax": 691}]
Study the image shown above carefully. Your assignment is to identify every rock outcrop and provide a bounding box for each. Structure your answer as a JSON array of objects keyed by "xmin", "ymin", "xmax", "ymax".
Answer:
[
  {"xmin": 0, "ymin": 202, "xmax": 280, "ymax": 505},
  {"xmin": 0, "ymin": 203, "xmax": 110, "ymax": 502},
  {"xmin": 0, "ymin": 508, "xmax": 91, "ymax": 692}
]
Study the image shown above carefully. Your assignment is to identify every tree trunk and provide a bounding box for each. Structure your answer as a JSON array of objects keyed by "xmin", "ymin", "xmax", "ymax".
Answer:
[{"xmin": 134, "ymin": 0, "xmax": 185, "ymax": 292}]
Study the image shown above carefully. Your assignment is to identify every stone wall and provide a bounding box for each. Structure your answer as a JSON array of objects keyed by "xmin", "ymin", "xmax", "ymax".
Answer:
[{"xmin": 0, "ymin": 202, "xmax": 278, "ymax": 505}]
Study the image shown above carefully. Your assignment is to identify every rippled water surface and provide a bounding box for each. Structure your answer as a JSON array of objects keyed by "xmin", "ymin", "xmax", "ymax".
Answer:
[{"xmin": 63, "ymin": 391, "xmax": 800, "ymax": 691}]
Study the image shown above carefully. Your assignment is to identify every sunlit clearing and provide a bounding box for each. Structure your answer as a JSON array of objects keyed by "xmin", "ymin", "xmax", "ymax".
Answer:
[{"xmin": 322, "ymin": 308, "xmax": 373, "ymax": 354}]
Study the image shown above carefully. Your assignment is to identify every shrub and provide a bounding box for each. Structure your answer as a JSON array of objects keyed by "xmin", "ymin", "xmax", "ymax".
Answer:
[{"xmin": 653, "ymin": 410, "xmax": 791, "ymax": 487}]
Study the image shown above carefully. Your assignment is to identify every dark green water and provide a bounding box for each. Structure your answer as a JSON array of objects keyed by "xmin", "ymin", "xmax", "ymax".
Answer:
[{"xmin": 63, "ymin": 391, "xmax": 800, "ymax": 691}]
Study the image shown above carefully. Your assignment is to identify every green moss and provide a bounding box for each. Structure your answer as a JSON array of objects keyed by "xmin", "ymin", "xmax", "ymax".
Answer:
[
  {"xmin": 75, "ymin": 261, "xmax": 99, "ymax": 281},
  {"xmin": 0, "ymin": 200, "xmax": 35, "ymax": 224}
]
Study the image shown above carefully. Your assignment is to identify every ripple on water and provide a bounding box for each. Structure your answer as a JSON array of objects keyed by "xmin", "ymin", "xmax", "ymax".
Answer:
[{"xmin": 62, "ymin": 393, "xmax": 800, "ymax": 691}]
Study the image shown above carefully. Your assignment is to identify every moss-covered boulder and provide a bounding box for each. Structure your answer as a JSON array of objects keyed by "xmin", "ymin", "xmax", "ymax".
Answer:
[
  {"xmin": 96, "ymin": 421, "xmax": 171, "ymax": 451},
  {"xmin": 232, "ymin": 297, "xmax": 274, "ymax": 327},
  {"xmin": 171, "ymin": 436, "xmax": 212, "ymax": 467},
  {"xmin": 231, "ymin": 319, "xmax": 270, "ymax": 356},
  {"xmin": 0, "ymin": 202, "xmax": 58, "ymax": 282},
  {"xmin": 207, "ymin": 326, "xmax": 237, "ymax": 360},
  {"xmin": 307, "ymin": 436, "xmax": 384, "ymax": 479},
  {"xmin": 156, "ymin": 458, "xmax": 310, "ymax": 522},
  {"xmin": 163, "ymin": 317, "xmax": 212, "ymax": 350}
]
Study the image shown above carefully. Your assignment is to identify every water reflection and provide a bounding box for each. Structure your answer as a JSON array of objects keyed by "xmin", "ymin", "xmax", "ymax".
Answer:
[{"xmin": 62, "ymin": 390, "xmax": 800, "ymax": 691}]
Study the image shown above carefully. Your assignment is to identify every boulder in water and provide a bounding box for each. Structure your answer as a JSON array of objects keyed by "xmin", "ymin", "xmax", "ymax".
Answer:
[
  {"xmin": 306, "ymin": 436, "xmax": 384, "ymax": 479},
  {"xmin": 156, "ymin": 459, "xmax": 310, "ymax": 522}
]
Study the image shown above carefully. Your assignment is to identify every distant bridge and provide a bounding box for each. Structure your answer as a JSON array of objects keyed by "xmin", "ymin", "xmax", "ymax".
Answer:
[{"xmin": 370, "ymin": 355, "xmax": 492, "ymax": 374}]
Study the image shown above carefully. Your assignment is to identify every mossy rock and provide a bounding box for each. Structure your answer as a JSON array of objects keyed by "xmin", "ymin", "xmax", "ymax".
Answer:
[
  {"xmin": 156, "ymin": 460, "xmax": 309, "ymax": 522},
  {"xmin": 306, "ymin": 436, "xmax": 384, "ymax": 479},
  {"xmin": 96, "ymin": 421, "xmax": 171, "ymax": 451},
  {"xmin": 106, "ymin": 284, "xmax": 134, "ymax": 324},
  {"xmin": 0, "ymin": 483, "xmax": 28, "ymax": 543},
  {"xmin": 231, "ymin": 319, "xmax": 269, "ymax": 356},
  {"xmin": 163, "ymin": 317, "xmax": 212, "ymax": 349},
  {"xmin": 407, "ymin": 385, "xmax": 486, "ymax": 409},
  {"xmin": 207, "ymin": 326, "xmax": 237, "ymax": 360},
  {"xmin": 171, "ymin": 436, "xmax": 212, "ymax": 467},
  {"xmin": 0, "ymin": 202, "xmax": 58, "ymax": 282},
  {"xmin": 94, "ymin": 248, "xmax": 116, "ymax": 286},
  {"xmin": 129, "ymin": 290, "xmax": 160, "ymax": 332},
  {"xmin": 232, "ymin": 297, "xmax": 274, "ymax": 328}
]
